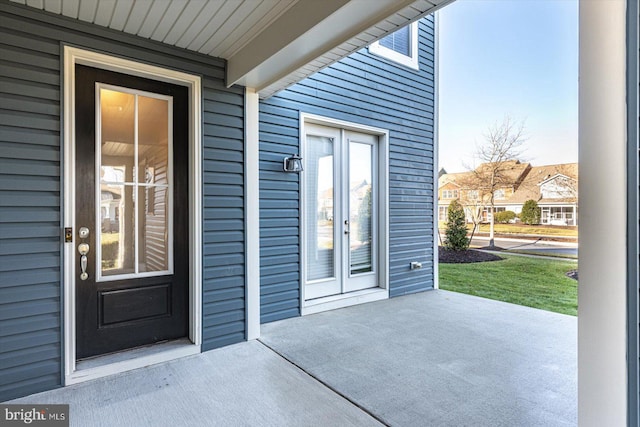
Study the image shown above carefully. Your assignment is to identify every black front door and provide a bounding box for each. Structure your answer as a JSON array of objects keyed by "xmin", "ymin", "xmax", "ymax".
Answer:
[{"xmin": 75, "ymin": 65, "xmax": 188, "ymax": 359}]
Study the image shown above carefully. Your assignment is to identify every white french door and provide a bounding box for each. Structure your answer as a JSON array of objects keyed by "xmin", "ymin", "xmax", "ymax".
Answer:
[{"xmin": 303, "ymin": 123, "xmax": 378, "ymax": 300}]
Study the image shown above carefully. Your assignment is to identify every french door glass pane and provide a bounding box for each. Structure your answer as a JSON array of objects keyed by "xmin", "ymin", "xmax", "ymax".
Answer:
[
  {"xmin": 349, "ymin": 142, "xmax": 373, "ymax": 275},
  {"xmin": 306, "ymin": 135, "xmax": 335, "ymax": 281}
]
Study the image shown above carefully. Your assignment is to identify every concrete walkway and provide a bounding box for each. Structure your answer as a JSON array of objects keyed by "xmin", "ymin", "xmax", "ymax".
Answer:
[
  {"xmin": 261, "ymin": 290, "xmax": 577, "ymax": 426},
  {"xmin": 10, "ymin": 290, "xmax": 576, "ymax": 426}
]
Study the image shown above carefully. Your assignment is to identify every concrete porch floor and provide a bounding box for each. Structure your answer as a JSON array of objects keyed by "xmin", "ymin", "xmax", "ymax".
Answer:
[{"xmin": 10, "ymin": 290, "xmax": 576, "ymax": 426}]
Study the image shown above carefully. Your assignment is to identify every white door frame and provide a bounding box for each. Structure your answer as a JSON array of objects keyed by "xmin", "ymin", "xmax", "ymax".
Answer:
[
  {"xmin": 300, "ymin": 113, "xmax": 389, "ymax": 315},
  {"xmin": 62, "ymin": 46, "xmax": 202, "ymax": 384}
]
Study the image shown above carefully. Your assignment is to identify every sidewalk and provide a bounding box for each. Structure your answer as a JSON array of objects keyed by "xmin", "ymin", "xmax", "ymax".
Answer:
[
  {"xmin": 470, "ymin": 232, "xmax": 577, "ymax": 243},
  {"xmin": 10, "ymin": 341, "xmax": 380, "ymax": 427},
  {"xmin": 470, "ymin": 234, "xmax": 577, "ymax": 247}
]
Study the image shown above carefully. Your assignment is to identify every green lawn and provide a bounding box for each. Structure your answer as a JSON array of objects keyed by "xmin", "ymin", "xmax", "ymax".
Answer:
[{"xmin": 439, "ymin": 254, "xmax": 578, "ymax": 316}]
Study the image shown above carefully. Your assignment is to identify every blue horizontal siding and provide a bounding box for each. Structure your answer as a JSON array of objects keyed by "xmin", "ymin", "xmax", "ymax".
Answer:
[
  {"xmin": 258, "ymin": 16, "xmax": 436, "ymax": 322},
  {"xmin": 0, "ymin": 7, "xmax": 63, "ymax": 399},
  {"xmin": 200, "ymin": 77, "xmax": 244, "ymax": 354},
  {"xmin": 0, "ymin": 1, "xmax": 244, "ymax": 400}
]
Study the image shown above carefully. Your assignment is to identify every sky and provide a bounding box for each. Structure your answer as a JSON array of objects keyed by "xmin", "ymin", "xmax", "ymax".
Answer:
[{"xmin": 437, "ymin": 0, "xmax": 578, "ymax": 173}]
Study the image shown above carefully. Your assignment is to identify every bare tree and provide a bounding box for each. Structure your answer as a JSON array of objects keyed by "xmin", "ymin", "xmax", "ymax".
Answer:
[
  {"xmin": 472, "ymin": 116, "xmax": 527, "ymax": 248},
  {"xmin": 547, "ymin": 175, "xmax": 578, "ymax": 198},
  {"xmin": 455, "ymin": 176, "xmax": 487, "ymax": 242}
]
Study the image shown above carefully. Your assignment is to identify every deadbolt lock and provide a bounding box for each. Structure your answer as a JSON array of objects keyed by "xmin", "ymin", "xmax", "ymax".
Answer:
[{"xmin": 79, "ymin": 227, "xmax": 90, "ymax": 239}]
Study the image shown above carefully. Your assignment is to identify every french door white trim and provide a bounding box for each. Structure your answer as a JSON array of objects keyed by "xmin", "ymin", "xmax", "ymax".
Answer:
[
  {"xmin": 299, "ymin": 113, "xmax": 389, "ymax": 312},
  {"xmin": 62, "ymin": 46, "xmax": 202, "ymax": 384},
  {"xmin": 302, "ymin": 288, "xmax": 388, "ymax": 316}
]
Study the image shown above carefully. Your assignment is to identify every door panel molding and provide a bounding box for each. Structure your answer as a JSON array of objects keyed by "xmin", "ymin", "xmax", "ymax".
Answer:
[
  {"xmin": 63, "ymin": 46, "xmax": 202, "ymax": 384},
  {"xmin": 300, "ymin": 113, "xmax": 389, "ymax": 312}
]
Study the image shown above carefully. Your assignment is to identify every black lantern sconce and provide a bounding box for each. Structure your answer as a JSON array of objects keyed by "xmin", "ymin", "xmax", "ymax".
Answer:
[{"xmin": 283, "ymin": 154, "xmax": 303, "ymax": 173}]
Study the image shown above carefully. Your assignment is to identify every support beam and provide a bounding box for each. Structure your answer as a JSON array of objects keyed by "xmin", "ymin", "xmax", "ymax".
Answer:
[
  {"xmin": 227, "ymin": 0, "xmax": 422, "ymax": 91},
  {"xmin": 227, "ymin": 0, "xmax": 349, "ymax": 88}
]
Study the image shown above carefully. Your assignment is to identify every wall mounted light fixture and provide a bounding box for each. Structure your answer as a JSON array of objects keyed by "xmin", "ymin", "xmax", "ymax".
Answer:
[{"xmin": 283, "ymin": 154, "xmax": 303, "ymax": 173}]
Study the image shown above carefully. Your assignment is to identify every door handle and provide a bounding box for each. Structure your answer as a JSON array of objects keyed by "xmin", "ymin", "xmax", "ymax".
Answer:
[
  {"xmin": 344, "ymin": 220, "xmax": 350, "ymax": 235},
  {"xmin": 78, "ymin": 243, "xmax": 90, "ymax": 281}
]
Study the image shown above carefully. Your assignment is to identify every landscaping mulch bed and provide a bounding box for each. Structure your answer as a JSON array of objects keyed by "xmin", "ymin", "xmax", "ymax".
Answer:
[{"xmin": 439, "ymin": 247, "xmax": 503, "ymax": 264}]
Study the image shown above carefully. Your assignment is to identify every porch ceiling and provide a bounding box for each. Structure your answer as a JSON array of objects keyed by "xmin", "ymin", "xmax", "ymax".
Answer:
[{"xmin": 11, "ymin": 0, "xmax": 451, "ymax": 98}]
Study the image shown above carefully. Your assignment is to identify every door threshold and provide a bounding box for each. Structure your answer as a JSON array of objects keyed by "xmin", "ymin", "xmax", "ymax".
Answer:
[
  {"xmin": 301, "ymin": 287, "xmax": 388, "ymax": 315},
  {"xmin": 66, "ymin": 339, "xmax": 200, "ymax": 385}
]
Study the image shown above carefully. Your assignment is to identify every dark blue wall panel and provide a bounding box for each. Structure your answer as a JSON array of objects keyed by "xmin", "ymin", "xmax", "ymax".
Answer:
[
  {"xmin": 259, "ymin": 17, "xmax": 436, "ymax": 323},
  {"xmin": 0, "ymin": 2, "xmax": 244, "ymax": 401}
]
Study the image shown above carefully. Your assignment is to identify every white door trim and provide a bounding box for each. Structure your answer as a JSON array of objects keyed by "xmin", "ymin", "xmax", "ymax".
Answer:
[
  {"xmin": 62, "ymin": 46, "xmax": 202, "ymax": 384},
  {"xmin": 299, "ymin": 113, "xmax": 389, "ymax": 314}
]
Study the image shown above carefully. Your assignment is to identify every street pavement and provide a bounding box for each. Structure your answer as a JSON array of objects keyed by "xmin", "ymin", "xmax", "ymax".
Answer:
[
  {"xmin": 437, "ymin": 233, "xmax": 578, "ymax": 258},
  {"xmin": 470, "ymin": 236, "xmax": 578, "ymax": 257}
]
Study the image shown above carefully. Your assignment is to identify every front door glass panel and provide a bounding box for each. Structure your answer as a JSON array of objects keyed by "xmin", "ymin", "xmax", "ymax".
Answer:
[{"xmin": 98, "ymin": 86, "xmax": 172, "ymax": 280}]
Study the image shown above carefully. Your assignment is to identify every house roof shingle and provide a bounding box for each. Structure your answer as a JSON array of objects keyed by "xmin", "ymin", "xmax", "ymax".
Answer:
[{"xmin": 439, "ymin": 161, "xmax": 578, "ymax": 206}]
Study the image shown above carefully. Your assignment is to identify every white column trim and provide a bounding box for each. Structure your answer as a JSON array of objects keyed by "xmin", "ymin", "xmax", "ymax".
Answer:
[
  {"xmin": 245, "ymin": 88, "xmax": 261, "ymax": 339},
  {"xmin": 433, "ymin": 12, "xmax": 440, "ymax": 290},
  {"xmin": 578, "ymin": 1, "xmax": 628, "ymax": 425}
]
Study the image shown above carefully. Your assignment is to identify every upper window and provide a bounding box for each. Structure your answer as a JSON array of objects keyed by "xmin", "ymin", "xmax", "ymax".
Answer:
[
  {"xmin": 369, "ymin": 22, "xmax": 419, "ymax": 70},
  {"xmin": 442, "ymin": 189, "xmax": 458, "ymax": 199},
  {"xmin": 494, "ymin": 189, "xmax": 506, "ymax": 200}
]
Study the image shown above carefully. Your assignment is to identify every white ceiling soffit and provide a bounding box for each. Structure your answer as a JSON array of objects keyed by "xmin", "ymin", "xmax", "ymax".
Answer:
[
  {"xmin": 239, "ymin": 0, "xmax": 453, "ymax": 98},
  {"xmin": 12, "ymin": 0, "xmax": 452, "ymax": 98}
]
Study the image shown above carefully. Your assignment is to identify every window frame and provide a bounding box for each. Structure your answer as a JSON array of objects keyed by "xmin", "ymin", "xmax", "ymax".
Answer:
[
  {"xmin": 438, "ymin": 206, "xmax": 448, "ymax": 221},
  {"xmin": 442, "ymin": 189, "xmax": 458, "ymax": 199},
  {"xmin": 369, "ymin": 22, "xmax": 419, "ymax": 70}
]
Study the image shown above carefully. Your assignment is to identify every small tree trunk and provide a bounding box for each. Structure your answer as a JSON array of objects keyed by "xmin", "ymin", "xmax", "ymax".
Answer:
[
  {"xmin": 469, "ymin": 223, "xmax": 478, "ymax": 249},
  {"xmin": 489, "ymin": 206, "xmax": 495, "ymax": 248}
]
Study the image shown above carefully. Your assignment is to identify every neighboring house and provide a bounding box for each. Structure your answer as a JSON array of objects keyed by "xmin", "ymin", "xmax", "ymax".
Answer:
[
  {"xmin": 506, "ymin": 163, "xmax": 578, "ymax": 226},
  {"xmin": 0, "ymin": 0, "xmax": 436, "ymax": 401},
  {"xmin": 438, "ymin": 160, "xmax": 531, "ymax": 223},
  {"xmin": 438, "ymin": 161, "xmax": 578, "ymax": 226}
]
